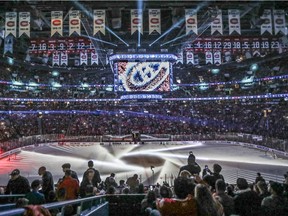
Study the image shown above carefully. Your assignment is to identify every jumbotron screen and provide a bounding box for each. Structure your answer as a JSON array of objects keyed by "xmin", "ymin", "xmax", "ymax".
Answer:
[{"xmin": 115, "ymin": 61, "xmax": 171, "ymax": 92}]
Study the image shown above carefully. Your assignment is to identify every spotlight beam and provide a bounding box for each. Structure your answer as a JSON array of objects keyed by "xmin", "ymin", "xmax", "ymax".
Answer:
[
  {"xmin": 83, "ymin": 35, "xmax": 118, "ymax": 47},
  {"xmin": 149, "ymin": 18, "xmax": 185, "ymax": 47},
  {"xmin": 106, "ymin": 26, "xmax": 130, "ymax": 47}
]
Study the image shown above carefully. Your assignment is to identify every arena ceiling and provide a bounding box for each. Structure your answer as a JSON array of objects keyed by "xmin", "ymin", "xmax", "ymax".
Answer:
[{"xmin": 1, "ymin": 0, "xmax": 288, "ymax": 74}]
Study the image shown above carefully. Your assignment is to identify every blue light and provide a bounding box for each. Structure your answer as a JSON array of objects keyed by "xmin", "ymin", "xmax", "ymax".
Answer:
[
  {"xmin": 211, "ymin": 68, "xmax": 220, "ymax": 75},
  {"xmin": 250, "ymin": 64, "xmax": 258, "ymax": 71},
  {"xmin": 52, "ymin": 71, "xmax": 59, "ymax": 77},
  {"xmin": 7, "ymin": 57, "xmax": 14, "ymax": 65}
]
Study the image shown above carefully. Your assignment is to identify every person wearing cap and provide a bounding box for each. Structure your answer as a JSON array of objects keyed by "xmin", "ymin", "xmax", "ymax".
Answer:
[
  {"xmin": 178, "ymin": 152, "xmax": 201, "ymax": 177},
  {"xmin": 25, "ymin": 179, "xmax": 45, "ymax": 205},
  {"xmin": 261, "ymin": 181, "xmax": 288, "ymax": 215},
  {"xmin": 38, "ymin": 166, "xmax": 54, "ymax": 200},
  {"xmin": 5, "ymin": 169, "xmax": 30, "ymax": 195},
  {"xmin": 61, "ymin": 163, "xmax": 79, "ymax": 183}
]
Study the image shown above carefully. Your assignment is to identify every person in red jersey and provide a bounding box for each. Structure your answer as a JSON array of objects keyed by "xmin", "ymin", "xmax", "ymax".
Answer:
[{"xmin": 57, "ymin": 170, "xmax": 79, "ymax": 200}]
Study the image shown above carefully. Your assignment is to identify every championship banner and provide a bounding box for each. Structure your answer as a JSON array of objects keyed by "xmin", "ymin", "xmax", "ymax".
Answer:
[
  {"xmin": 176, "ymin": 50, "xmax": 183, "ymax": 64},
  {"xmin": 131, "ymin": 9, "xmax": 143, "ymax": 35},
  {"xmin": 149, "ymin": 9, "xmax": 161, "ymax": 34},
  {"xmin": 80, "ymin": 51, "xmax": 88, "ymax": 65},
  {"xmin": 211, "ymin": 9, "xmax": 223, "ymax": 35},
  {"xmin": 51, "ymin": 11, "xmax": 63, "ymax": 37},
  {"xmin": 19, "ymin": 12, "xmax": 30, "ymax": 37},
  {"xmin": 91, "ymin": 51, "xmax": 98, "ymax": 65},
  {"xmin": 4, "ymin": 35, "xmax": 13, "ymax": 54},
  {"xmin": 273, "ymin": 10, "xmax": 286, "ymax": 35},
  {"xmin": 60, "ymin": 51, "xmax": 68, "ymax": 66},
  {"xmin": 186, "ymin": 51, "xmax": 194, "ymax": 64},
  {"xmin": 93, "ymin": 10, "xmax": 105, "ymax": 35},
  {"xmin": 213, "ymin": 51, "xmax": 221, "ymax": 65},
  {"xmin": 52, "ymin": 52, "xmax": 60, "ymax": 66},
  {"xmin": 5, "ymin": 12, "xmax": 17, "ymax": 38},
  {"xmin": 69, "ymin": 10, "xmax": 81, "ymax": 36},
  {"xmin": 205, "ymin": 51, "xmax": 213, "ymax": 64},
  {"xmin": 228, "ymin": 9, "xmax": 241, "ymax": 35},
  {"xmin": 185, "ymin": 9, "xmax": 197, "ymax": 35},
  {"xmin": 261, "ymin": 9, "xmax": 272, "ymax": 35}
]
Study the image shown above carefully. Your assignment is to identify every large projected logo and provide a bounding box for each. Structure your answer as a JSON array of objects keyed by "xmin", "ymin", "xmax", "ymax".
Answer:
[{"xmin": 116, "ymin": 62, "xmax": 170, "ymax": 92}]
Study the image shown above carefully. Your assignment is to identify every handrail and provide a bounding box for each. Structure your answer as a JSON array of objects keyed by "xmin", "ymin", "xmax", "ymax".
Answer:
[{"xmin": 0, "ymin": 195, "xmax": 107, "ymax": 216}]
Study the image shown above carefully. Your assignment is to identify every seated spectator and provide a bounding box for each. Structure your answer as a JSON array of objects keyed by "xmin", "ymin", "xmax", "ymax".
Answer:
[
  {"xmin": 25, "ymin": 180, "xmax": 45, "ymax": 205},
  {"xmin": 157, "ymin": 177, "xmax": 198, "ymax": 216},
  {"xmin": 23, "ymin": 205, "xmax": 51, "ymax": 216},
  {"xmin": 261, "ymin": 181, "xmax": 288, "ymax": 216},
  {"xmin": 195, "ymin": 184, "xmax": 224, "ymax": 216},
  {"xmin": 213, "ymin": 179, "xmax": 235, "ymax": 216},
  {"xmin": 233, "ymin": 177, "xmax": 262, "ymax": 216},
  {"xmin": 15, "ymin": 198, "xmax": 29, "ymax": 208}
]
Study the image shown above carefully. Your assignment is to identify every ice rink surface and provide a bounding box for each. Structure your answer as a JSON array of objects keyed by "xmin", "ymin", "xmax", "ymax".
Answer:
[{"xmin": 1, "ymin": 141, "xmax": 287, "ymax": 186}]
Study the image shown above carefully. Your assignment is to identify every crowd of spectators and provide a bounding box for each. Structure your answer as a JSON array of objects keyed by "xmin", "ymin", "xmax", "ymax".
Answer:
[{"xmin": 1, "ymin": 154, "xmax": 288, "ymax": 216}]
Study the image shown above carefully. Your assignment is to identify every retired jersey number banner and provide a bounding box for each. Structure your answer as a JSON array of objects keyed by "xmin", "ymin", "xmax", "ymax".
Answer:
[
  {"xmin": 149, "ymin": 9, "xmax": 161, "ymax": 34},
  {"xmin": 51, "ymin": 11, "xmax": 63, "ymax": 37},
  {"xmin": 93, "ymin": 10, "xmax": 105, "ymax": 35},
  {"xmin": 228, "ymin": 9, "xmax": 241, "ymax": 35},
  {"xmin": 185, "ymin": 9, "xmax": 197, "ymax": 35},
  {"xmin": 5, "ymin": 12, "xmax": 17, "ymax": 38},
  {"xmin": 69, "ymin": 10, "xmax": 81, "ymax": 36},
  {"xmin": 19, "ymin": 12, "xmax": 30, "ymax": 37},
  {"xmin": 131, "ymin": 9, "xmax": 143, "ymax": 35}
]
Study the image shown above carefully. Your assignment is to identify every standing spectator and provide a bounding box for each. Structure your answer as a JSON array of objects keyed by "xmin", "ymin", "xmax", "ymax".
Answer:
[
  {"xmin": 203, "ymin": 163, "xmax": 224, "ymax": 191},
  {"xmin": 255, "ymin": 180, "xmax": 270, "ymax": 201},
  {"xmin": 117, "ymin": 180, "xmax": 127, "ymax": 194},
  {"xmin": 105, "ymin": 173, "xmax": 117, "ymax": 189},
  {"xmin": 255, "ymin": 172, "xmax": 265, "ymax": 184},
  {"xmin": 156, "ymin": 177, "xmax": 198, "ymax": 216},
  {"xmin": 79, "ymin": 169, "xmax": 97, "ymax": 198},
  {"xmin": 126, "ymin": 174, "xmax": 140, "ymax": 193},
  {"xmin": 195, "ymin": 184, "xmax": 224, "ymax": 216},
  {"xmin": 82, "ymin": 160, "xmax": 101, "ymax": 188},
  {"xmin": 57, "ymin": 170, "xmax": 79, "ymax": 200},
  {"xmin": 5, "ymin": 169, "xmax": 30, "ymax": 195},
  {"xmin": 213, "ymin": 179, "xmax": 235, "ymax": 216},
  {"xmin": 261, "ymin": 181, "xmax": 288, "ymax": 216},
  {"xmin": 141, "ymin": 190, "xmax": 157, "ymax": 214},
  {"xmin": 178, "ymin": 152, "xmax": 201, "ymax": 176},
  {"xmin": 61, "ymin": 163, "xmax": 79, "ymax": 183},
  {"xmin": 233, "ymin": 178, "xmax": 262, "ymax": 216},
  {"xmin": 25, "ymin": 179, "xmax": 45, "ymax": 205},
  {"xmin": 38, "ymin": 166, "xmax": 54, "ymax": 200}
]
